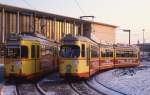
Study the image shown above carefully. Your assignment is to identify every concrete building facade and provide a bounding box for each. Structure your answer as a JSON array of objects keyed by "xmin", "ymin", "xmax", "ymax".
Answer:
[
  {"xmin": 83, "ymin": 22, "xmax": 116, "ymax": 44},
  {"xmin": 0, "ymin": 4, "xmax": 117, "ymax": 44}
]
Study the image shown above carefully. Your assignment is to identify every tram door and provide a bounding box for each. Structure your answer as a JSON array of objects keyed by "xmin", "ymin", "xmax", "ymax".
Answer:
[
  {"xmin": 31, "ymin": 45, "xmax": 40, "ymax": 73},
  {"xmin": 86, "ymin": 44, "xmax": 90, "ymax": 75},
  {"xmin": 53, "ymin": 46, "xmax": 57, "ymax": 70}
]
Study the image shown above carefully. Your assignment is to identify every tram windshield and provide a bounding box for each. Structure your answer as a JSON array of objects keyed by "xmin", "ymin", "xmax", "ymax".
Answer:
[
  {"xmin": 60, "ymin": 45, "xmax": 80, "ymax": 58},
  {"xmin": 5, "ymin": 45, "xmax": 28, "ymax": 58}
]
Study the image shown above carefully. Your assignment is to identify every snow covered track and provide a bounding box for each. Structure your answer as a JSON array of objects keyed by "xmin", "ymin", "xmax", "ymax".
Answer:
[
  {"xmin": 16, "ymin": 85, "xmax": 20, "ymax": 95},
  {"xmin": 1, "ymin": 85, "xmax": 17, "ymax": 95},
  {"xmin": 70, "ymin": 81, "xmax": 104, "ymax": 95},
  {"xmin": 87, "ymin": 76, "xmax": 126, "ymax": 95},
  {"xmin": 94, "ymin": 76, "xmax": 126, "ymax": 95},
  {"xmin": 36, "ymin": 83, "xmax": 47, "ymax": 95},
  {"xmin": 16, "ymin": 83, "xmax": 46, "ymax": 95}
]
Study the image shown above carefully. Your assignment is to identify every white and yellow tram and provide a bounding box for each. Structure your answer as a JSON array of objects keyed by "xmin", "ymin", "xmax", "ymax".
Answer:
[
  {"xmin": 59, "ymin": 35, "xmax": 140, "ymax": 78},
  {"xmin": 4, "ymin": 33, "xmax": 59, "ymax": 79}
]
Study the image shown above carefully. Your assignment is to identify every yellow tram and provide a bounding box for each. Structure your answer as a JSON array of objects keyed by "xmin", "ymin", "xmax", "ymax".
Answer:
[
  {"xmin": 4, "ymin": 33, "xmax": 59, "ymax": 79},
  {"xmin": 59, "ymin": 35, "xmax": 140, "ymax": 78},
  {"xmin": 59, "ymin": 35, "xmax": 99, "ymax": 78}
]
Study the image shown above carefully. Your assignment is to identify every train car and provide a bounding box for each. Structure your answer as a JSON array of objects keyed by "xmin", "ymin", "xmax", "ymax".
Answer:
[
  {"xmin": 59, "ymin": 34, "xmax": 99, "ymax": 78},
  {"xmin": 114, "ymin": 44, "xmax": 140, "ymax": 68},
  {"xmin": 100, "ymin": 44, "xmax": 114, "ymax": 70},
  {"xmin": 59, "ymin": 35, "xmax": 140, "ymax": 79},
  {"xmin": 4, "ymin": 33, "xmax": 59, "ymax": 79}
]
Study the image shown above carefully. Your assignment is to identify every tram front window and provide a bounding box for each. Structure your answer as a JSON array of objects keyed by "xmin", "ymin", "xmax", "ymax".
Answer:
[
  {"xmin": 5, "ymin": 46, "xmax": 20, "ymax": 58},
  {"xmin": 60, "ymin": 45, "xmax": 80, "ymax": 58},
  {"xmin": 5, "ymin": 45, "xmax": 28, "ymax": 58}
]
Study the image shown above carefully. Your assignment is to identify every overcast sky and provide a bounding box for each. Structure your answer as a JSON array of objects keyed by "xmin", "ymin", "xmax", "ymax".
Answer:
[{"xmin": 0, "ymin": 0, "xmax": 150, "ymax": 44}]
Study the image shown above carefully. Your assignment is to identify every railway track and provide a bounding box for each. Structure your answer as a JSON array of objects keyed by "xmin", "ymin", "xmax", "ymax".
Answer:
[
  {"xmin": 38, "ymin": 79, "xmax": 78, "ymax": 95},
  {"xmin": 85, "ymin": 75, "xmax": 127, "ymax": 95},
  {"xmin": 69, "ymin": 81, "xmax": 104, "ymax": 95},
  {"xmin": 94, "ymin": 76, "xmax": 127, "ymax": 95},
  {"xmin": 1, "ymin": 84, "xmax": 17, "ymax": 95},
  {"xmin": 38, "ymin": 73, "xmax": 105, "ymax": 95},
  {"xmin": 1, "ymin": 83, "xmax": 46, "ymax": 95},
  {"xmin": 2, "ymin": 70, "xmax": 134, "ymax": 95},
  {"xmin": 39, "ymin": 80, "xmax": 105, "ymax": 95},
  {"xmin": 16, "ymin": 83, "xmax": 46, "ymax": 95}
]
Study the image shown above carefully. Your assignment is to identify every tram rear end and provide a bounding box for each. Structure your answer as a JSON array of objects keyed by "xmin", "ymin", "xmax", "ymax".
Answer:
[{"xmin": 114, "ymin": 45, "xmax": 140, "ymax": 68}]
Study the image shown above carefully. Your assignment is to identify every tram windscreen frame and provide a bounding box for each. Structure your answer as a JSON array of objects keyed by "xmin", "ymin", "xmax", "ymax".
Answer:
[
  {"xmin": 5, "ymin": 45, "xmax": 28, "ymax": 58},
  {"xmin": 60, "ymin": 45, "xmax": 80, "ymax": 58}
]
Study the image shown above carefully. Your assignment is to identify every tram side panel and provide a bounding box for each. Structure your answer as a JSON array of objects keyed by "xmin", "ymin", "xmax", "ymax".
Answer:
[
  {"xmin": 99, "ymin": 47, "xmax": 114, "ymax": 70},
  {"xmin": 89, "ymin": 45, "xmax": 99, "ymax": 76},
  {"xmin": 77, "ymin": 42, "xmax": 90, "ymax": 77},
  {"xmin": 21, "ymin": 41, "xmax": 40, "ymax": 78},
  {"xmin": 39, "ymin": 43, "xmax": 58, "ymax": 75},
  {"xmin": 114, "ymin": 47, "xmax": 140, "ymax": 68}
]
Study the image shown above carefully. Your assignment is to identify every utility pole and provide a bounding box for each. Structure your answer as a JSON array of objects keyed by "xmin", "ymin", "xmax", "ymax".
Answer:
[
  {"xmin": 143, "ymin": 29, "xmax": 145, "ymax": 44},
  {"xmin": 142, "ymin": 29, "xmax": 145, "ymax": 56}
]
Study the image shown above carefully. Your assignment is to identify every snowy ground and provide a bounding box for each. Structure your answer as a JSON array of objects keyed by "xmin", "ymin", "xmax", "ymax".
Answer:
[
  {"xmin": 93, "ymin": 61, "xmax": 150, "ymax": 95},
  {"xmin": 1, "ymin": 85, "xmax": 17, "ymax": 95}
]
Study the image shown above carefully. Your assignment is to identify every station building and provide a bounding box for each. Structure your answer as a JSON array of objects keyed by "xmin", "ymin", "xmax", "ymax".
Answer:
[{"xmin": 0, "ymin": 4, "xmax": 117, "ymax": 44}]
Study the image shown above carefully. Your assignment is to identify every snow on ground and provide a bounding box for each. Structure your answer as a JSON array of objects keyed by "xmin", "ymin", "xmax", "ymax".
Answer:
[
  {"xmin": 1, "ymin": 85, "xmax": 17, "ymax": 95},
  {"xmin": 95, "ymin": 61, "xmax": 150, "ymax": 95}
]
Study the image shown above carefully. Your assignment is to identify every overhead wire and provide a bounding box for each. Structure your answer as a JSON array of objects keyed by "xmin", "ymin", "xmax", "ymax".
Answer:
[
  {"xmin": 21, "ymin": 0, "xmax": 36, "ymax": 10},
  {"xmin": 74, "ymin": 0, "xmax": 86, "ymax": 16}
]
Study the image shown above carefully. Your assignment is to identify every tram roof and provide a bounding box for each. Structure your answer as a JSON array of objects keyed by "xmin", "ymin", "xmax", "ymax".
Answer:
[
  {"xmin": 114, "ymin": 44, "xmax": 139, "ymax": 49},
  {"xmin": 7, "ymin": 33, "xmax": 57, "ymax": 45},
  {"xmin": 61, "ymin": 35, "xmax": 98, "ymax": 45}
]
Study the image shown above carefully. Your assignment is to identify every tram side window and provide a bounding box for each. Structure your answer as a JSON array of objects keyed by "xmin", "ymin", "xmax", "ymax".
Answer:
[
  {"xmin": 133, "ymin": 51, "xmax": 137, "ymax": 57},
  {"xmin": 54, "ymin": 47, "xmax": 57, "ymax": 55},
  {"xmin": 31, "ymin": 45, "xmax": 36, "ymax": 58},
  {"xmin": 81, "ymin": 44, "xmax": 85, "ymax": 57},
  {"xmin": 116, "ymin": 50, "xmax": 137, "ymax": 57},
  {"xmin": 101, "ymin": 49, "xmax": 113, "ymax": 57},
  {"xmin": 37, "ymin": 45, "xmax": 40, "ymax": 58},
  {"xmin": 21, "ymin": 46, "xmax": 28, "ymax": 58},
  {"xmin": 116, "ymin": 50, "xmax": 123, "ymax": 57},
  {"xmin": 128, "ymin": 51, "xmax": 137, "ymax": 57},
  {"xmin": 49, "ymin": 46, "xmax": 53, "ymax": 54},
  {"xmin": 91, "ymin": 46, "xmax": 99, "ymax": 57},
  {"xmin": 45, "ymin": 45, "xmax": 49, "ymax": 55},
  {"xmin": 5, "ymin": 47, "xmax": 20, "ymax": 58}
]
